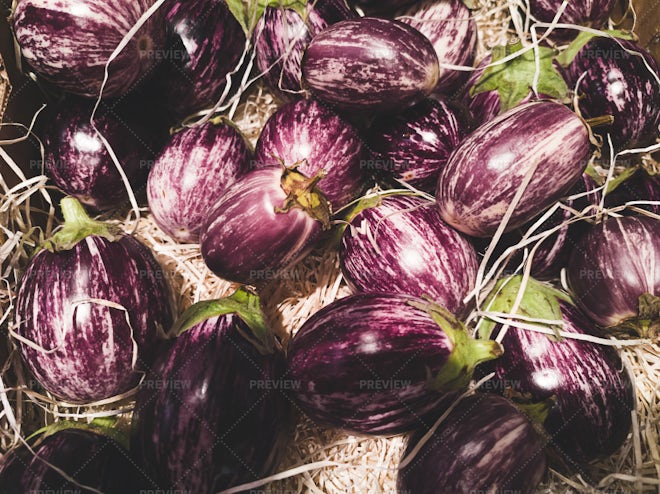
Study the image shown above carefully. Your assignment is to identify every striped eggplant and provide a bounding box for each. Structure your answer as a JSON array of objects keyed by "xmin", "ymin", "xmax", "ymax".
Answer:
[
  {"xmin": 567, "ymin": 215, "xmax": 660, "ymax": 336},
  {"xmin": 530, "ymin": 0, "xmax": 616, "ymax": 40},
  {"xmin": 14, "ymin": 198, "xmax": 174, "ymax": 403},
  {"xmin": 0, "ymin": 426, "xmax": 146, "ymax": 493},
  {"xmin": 12, "ymin": 0, "xmax": 165, "ymax": 98},
  {"xmin": 397, "ymin": 394, "xmax": 547, "ymax": 494},
  {"xmin": 477, "ymin": 276, "xmax": 634, "ymax": 464},
  {"xmin": 201, "ymin": 168, "xmax": 323, "ymax": 285},
  {"xmin": 435, "ymin": 101, "xmax": 592, "ymax": 237},
  {"xmin": 350, "ymin": 0, "xmax": 421, "ymax": 15},
  {"xmin": 147, "ymin": 118, "xmax": 251, "ymax": 243},
  {"xmin": 400, "ymin": 0, "xmax": 478, "ymax": 95},
  {"xmin": 152, "ymin": 0, "xmax": 246, "ymax": 118},
  {"xmin": 604, "ymin": 170, "xmax": 660, "ymax": 215},
  {"xmin": 365, "ymin": 98, "xmax": 467, "ymax": 192},
  {"xmin": 287, "ymin": 293, "xmax": 502, "ymax": 434},
  {"xmin": 558, "ymin": 37, "xmax": 660, "ymax": 151},
  {"xmin": 302, "ymin": 17, "xmax": 439, "ymax": 113},
  {"xmin": 254, "ymin": 98, "xmax": 366, "ymax": 210},
  {"xmin": 340, "ymin": 195, "xmax": 478, "ymax": 314},
  {"xmin": 40, "ymin": 97, "xmax": 162, "ymax": 211},
  {"xmin": 132, "ymin": 290, "xmax": 290, "ymax": 494},
  {"xmin": 254, "ymin": 1, "xmax": 356, "ymax": 101}
]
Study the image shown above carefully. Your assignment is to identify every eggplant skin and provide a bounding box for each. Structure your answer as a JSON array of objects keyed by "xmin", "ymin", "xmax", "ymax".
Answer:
[
  {"xmin": 530, "ymin": 0, "xmax": 616, "ymax": 39},
  {"xmin": 287, "ymin": 293, "xmax": 457, "ymax": 435},
  {"xmin": 397, "ymin": 394, "xmax": 547, "ymax": 494},
  {"xmin": 604, "ymin": 171, "xmax": 660, "ymax": 215},
  {"xmin": 15, "ymin": 235, "xmax": 174, "ymax": 403},
  {"xmin": 302, "ymin": 18, "xmax": 439, "ymax": 114},
  {"xmin": 436, "ymin": 101, "xmax": 591, "ymax": 237},
  {"xmin": 340, "ymin": 195, "xmax": 478, "ymax": 314},
  {"xmin": 132, "ymin": 314, "xmax": 290, "ymax": 494},
  {"xmin": 567, "ymin": 215, "xmax": 660, "ymax": 328},
  {"xmin": 254, "ymin": 98, "xmax": 366, "ymax": 210},
  {"xmin": 147, "ymin": 120, "xmax": 251, "ymax": 243},
  {"xmin": 0, "ymin": 429, "xmax": 145, "ymax": 493},
  {"xmin": 560, "ymin": 37, "xmax": 660, "ymax": 151},
  {"xmin": 13, "ymin": 0, "xmax": 165, "ymax": 98}
]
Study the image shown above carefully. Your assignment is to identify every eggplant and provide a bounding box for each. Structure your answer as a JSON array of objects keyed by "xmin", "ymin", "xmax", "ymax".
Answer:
[
  {"xmin": 201, "ymin": 168, "xmax": 323, "ymax": 285},
  {"xmin": 365, "ymin": 98, "xmax": 467, "ymax": 192},
  {"xmin": 435, "ymin": 101, "xmax": 592, "ymax": 237},
  {"xmin": 477, "ymin": 276, "xmax": 634, "ymax": 464},
  {"xmin": 287, "ymin": 293, "xmax": 502, "ymax": 434},
  {"xmin": 530, "ymin": 0, "xmax": 616, "ymax": 40},
  {"xmin": 567, "ymin": 215, "xmax": 660, "ymax": 335},
  {"xmin": 340, "ymin": 195, "xmax": 478, "ymax": 314},
  {"xmin": 40, "ymin": 97, "xmax": 162, "ymax": 211},
  {"xmin": 397, "ymin": 394, "xmax": 547, "ymax": 494},
  {"xmin": 254, "ymin": 1, "xmax": 356, "ymax": 101},
  {"xmin": 0, "ymin": 426, "xmax": 146, "ymax": 493},
  {"xmin": 147, "ymin": 118, "xmax": 251, "ymax": 243},
  {"xmin": 254, "ymin": 98, "xmax": 366, "ymax": 210},
  {"xmin": 558, "ymin": 36, "xmax": 660, "ymax": 151},
  {"xmin": 604, "ymin": 170, "xmax": 660, "ymax": 215},
  {"xmin": 302, "ymin": 17, "xmax": 439, "ymax": 113},
  {"xmin": 400, "ymin": 0, "xmax": 477, "ymax": 95},
  {"xmin": 152, "ymin": 0, "xmax": 246, "ymax": 118},
  {"xmin": 132, "ymin": 290, "xmax": 290, "ymax": 494},
  {"xmin": 12, "ymin": 0, "xmax": 165, "ymax": 98},
  {"xmin": 14, "ymin": 197, "xmax": 174, "ymax": 403}
]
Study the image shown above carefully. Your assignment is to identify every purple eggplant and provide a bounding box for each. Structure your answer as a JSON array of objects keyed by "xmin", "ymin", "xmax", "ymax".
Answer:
[
  {"xmin": 147, "ymin": 118, "xmax": 251, "ymax": 243},
  {"xmin": 558, "ymin": 37, "xmax": 660, "ymax": 151},
  {"xmin": 530, "ymin": 0, "xmax": 616, "ymax": 40},
  {"xmin": 604, "ymin": 170, "xmax": 660, "ymax": 215},
  {"xmin": 477, "ymin": 276, "xmax": 634, "ymax": 464},
  {"xmin": 287, "ymin": 293, "xmax": 502, "ymax": 434},
  {"xmin": 12, "ymin": 0, "xmax": 165, "ymax": 98},
  {"xmin": 302, "ymin": 17, "xmax": 439, "ymax": 113},
  {"xmin": 132, "ymin": 290, "xmax": 290, "ymax": 494},
  {"xmin": 567, "ymin": 215, "xmax": 660, "ymax": 335},
  {"xmin": 201, "ymin": 168, "xmax": 324, "ymax": 285},
  {"xmin": 254, "ymin": 98, "xmax": 366, "ymax": 210},
  {"xmin": 400, "ymin": 0, "xmax": 477, "ymax": 95},
  {"xmin": 40, "ymin": 97, "xmax": 163, "ymax": 211},
  {"xmin": 340, "ymin": 195, "xmax": 478, "ymax": 314},
  {"xmin": 14, "ymin": 197, "xmax": 174, "ymax": 403},
  {"xmin": 365, "ymin": 98, "xmax": 467, "ymax": 192},
  {"xmin": 397, "ymin": 394, "xmax": 547, "ymax": 494},
  {"xmin": 254, "ymin": 1, "xmax": 356, "ymax": 101},
  {"xmin": 152, "ymin": 0, "xmax": 246, "ymax": 118},
  {"xmin": 0, "ymin": 426, "xmax": 146, "ymax": 493},
  {"xmin": 436, "ymin": 101, "xmax": 592, "ymax": 237}
]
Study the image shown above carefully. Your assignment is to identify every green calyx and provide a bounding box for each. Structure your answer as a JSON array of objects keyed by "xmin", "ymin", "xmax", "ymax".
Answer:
[
  {"xmin": 477, "ymin": 276, "xmax": 571, "ymax": 341},
  {"xmin": 616, "ymin": 293, "xmax": 660, "ymax": 338},
  {"xmin": 26, "ymin": 418, "xmax": 129, "ymax": 450},
  {"xmin": 226, "ymin": 0, "xmax": 307, "ymax": 35},
  {"xmin": 276, "ymin": 165, "xmax": 333, "ymax": 230},
  {"xmin": 585, "ymin": 161, "xmax": 639, "ymax": 191},
  {"xmin": 408, "ymin": 300, "xmax": 503, "ymax": 392},
  {"xmin": 555, "ymin": 29, "xmax": 636, "ymax": 67},
  {"xmin": 170, "ymin": 287, "xmax": 276, "ymax": 355},
  {"xmin": 470, "ymin": 40, "xmax": 569, "ymax": 112},
  {"xmin": 40, "ymin": 197, "xmax": 122, "ymax": 253}
]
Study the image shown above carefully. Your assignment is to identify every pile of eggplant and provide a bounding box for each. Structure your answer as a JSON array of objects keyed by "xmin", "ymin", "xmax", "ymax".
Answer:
[{"xmin": 3, "ymin": 0, "xmax": 659, "ymax": 492}]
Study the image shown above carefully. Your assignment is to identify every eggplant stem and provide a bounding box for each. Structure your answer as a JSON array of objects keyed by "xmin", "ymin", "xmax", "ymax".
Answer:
[{"xmin": 585, "ymin": 115, "xmax": 615, "ymax": 128}]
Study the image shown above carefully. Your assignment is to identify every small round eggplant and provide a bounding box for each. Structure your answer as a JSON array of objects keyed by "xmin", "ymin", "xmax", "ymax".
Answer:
[
  {"xmin": 302, "ymin": 17, "xmax": 439, "ymax": 113},
  {"xmin": 0, "ymin": 427, "xmax": 146, "ymax": 493},
  {"xmin": 397, "ymin": 394, "xmax": 547, "ymax": 494},
  {"xmin": 41, "ymin": 97, "xmax": 162, "ymax": 211},
  {"xmin": 152, "ymin": 0, "xmax": 246, "ymax": 118},
  {"xmin": 254, "ymin": 1, "xmax": 356, "ymax": 100},
  {"xmin": 477, "ymin": 276, "xmax": 634, "ymax": 464},
  {"xmin": 340, "ymin": 195, "xmax": 478, "ymax": 314},
  {"xmin": 14, "ymin": 198, "xmax": 174, "ymax": 403},
  {"xmin": 12, "ymin": 0, "xmax": 165, "ymax": 98},
  {"xmin": 436, "ymin": 101, "xmax": 592, "ymax": 237},
  {"xmin": 365, "ymin": 98, "xmax": 467, "ymax": 192},
  {"xmin": 254, "ymin": 98, "xmax": 366, "ymax": 210},
  {"xmin": 201, "ymin": 168, "xmax": 323, "ymax": 285},
  {"xmin": 530, "ymin": 0, "xmax": 616, "ymax": 40},
  {"xmin": 287, "ymin": 293, "xmax": 502, "ymax": 434},
  {"xmin": 147, "ymin": 119, "xmax": 251, "ymax": 243},
  {"xmin": 132, "ymin": 292, "xmax": 290, "ymax": 494},
  {"xmin": 400, "ymin": 0, "xmax": 477, "ymax": 95},
  {"xmin": 567, "ymin": 215, "xmax": 660, "ymax": 335},
  {"xmin": 559, "ymin": 37, "xmax": 660, "ymax": 151}
]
